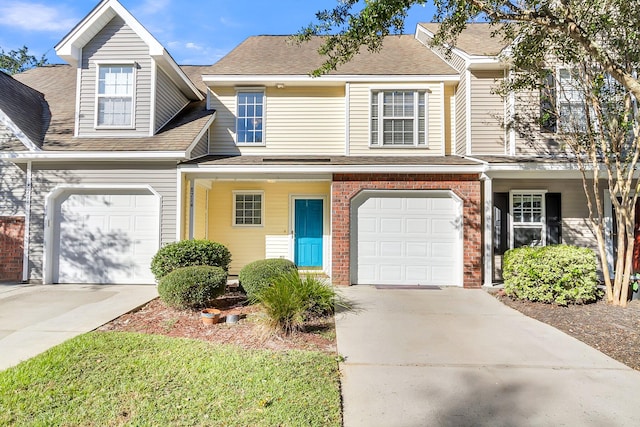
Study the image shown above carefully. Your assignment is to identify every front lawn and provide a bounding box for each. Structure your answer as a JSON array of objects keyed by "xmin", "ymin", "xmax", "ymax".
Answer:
[{"xmin": 0, "ymin": 332, "xmax": 341, "ymax": 426}]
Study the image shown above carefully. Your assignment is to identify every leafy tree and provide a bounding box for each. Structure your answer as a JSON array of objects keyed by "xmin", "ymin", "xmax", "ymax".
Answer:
[
  {"xmin": 0, "ymin": 45, "xmax": 47, "ymax": 75},
  {"xmin": 299, "ymin": 0, "xmax": 640, "ymax": 306}
]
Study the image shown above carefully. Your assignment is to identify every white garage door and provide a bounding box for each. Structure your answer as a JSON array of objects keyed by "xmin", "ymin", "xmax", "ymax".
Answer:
[
  {"xmin": 355, "ymin": 193, "xmax": 461, "ymax": 286},
  {"xmin": 54, "ymin": 190, "xmax": 159, "ymax": 284}
]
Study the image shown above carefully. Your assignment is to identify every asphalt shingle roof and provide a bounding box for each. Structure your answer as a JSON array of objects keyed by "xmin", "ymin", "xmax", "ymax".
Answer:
[
  {"xmin": 207, "ymin": 35, "xmax": 457, "ymax": 76},
  {"xmin": 5, "ymin": 65, "xmax": 213, "ymax": 152},
  {"xmin": 0, "ymin": 71, "xmax": 48, "ymax": 149},
  {"xmin": 419, "ymin": 23, "xmax": 507, "ymax": 57}
]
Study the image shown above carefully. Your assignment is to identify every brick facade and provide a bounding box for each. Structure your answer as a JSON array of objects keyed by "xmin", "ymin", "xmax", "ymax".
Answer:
[
  {"xmin": 0, "ymin": 216, "xmax": 25, "ymax": 282},
  {"xmin": 331, "ymin": 173, "xmax": 482, "ymax": 288}
]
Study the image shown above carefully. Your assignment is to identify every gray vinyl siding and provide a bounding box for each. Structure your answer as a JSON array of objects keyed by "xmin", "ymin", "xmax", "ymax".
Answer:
[
  {"xmin": 155, "ymin": 67, "xmax": 189, "ymax": 132},
  {"xmin": 455, "ymin": 76, "xmax": 467, "ymax": 155},
  {"xmin": 26, "ymin": 162, "xmax": 177, "ymax": 281},
  {"xmin": 78, "ymin": 16, "xmax": 152, "ymax": 137},
  {"xmin": 189, "ymin": 130, "xmax": 209, "ymax": 158},
  {"xmin": 0, "ymin": 161, "xmax": 26, "ymax": 215},
  {"xmin": 469, "ymin": 70, "xmax": 505, "ymax": 154},
  {"xmin": 492, "ymin": 178, "xmax": 600, "ymax": 279}
]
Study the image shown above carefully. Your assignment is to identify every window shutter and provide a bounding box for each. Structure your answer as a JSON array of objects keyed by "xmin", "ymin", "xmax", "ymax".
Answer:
[
  {"xmin": 545, "ymin": 193, "xmax": 562, "ymax": 245},
  {"xmin": 540, "ymin": 70, "xmax": 557, "ymax": 133},
  {"xmin": 493, "ymin": 193, "xmax": 509, "ymax": 255}
]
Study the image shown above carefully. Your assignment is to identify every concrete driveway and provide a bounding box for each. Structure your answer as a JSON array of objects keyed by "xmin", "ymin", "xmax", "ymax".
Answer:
[
  {"xmin": 0, "ymin": 283, "xmax": 157, "ymax": 371},
  {"xmin": 336, "ymin": 286, "xmax": 640, "ymax": 427}
]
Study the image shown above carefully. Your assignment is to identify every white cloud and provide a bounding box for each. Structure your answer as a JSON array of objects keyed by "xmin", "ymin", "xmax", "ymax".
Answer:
[
  {"xmin": 185, "ymin": 42, "xmax": 203, "ymax": 51},
  {"xmin": 0, "ymin": 1, "xmax": 77, "ymax": 32}
]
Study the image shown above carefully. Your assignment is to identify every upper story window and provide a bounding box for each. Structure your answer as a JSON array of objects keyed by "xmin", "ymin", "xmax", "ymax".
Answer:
[
  {"xmin": 96, "ymin": 65, "xmax": 135, "ymax": 128},
  {"xmin": 371, "ymin": 90, "xmax": 427, "ymax": 147},
  {"xmin": 236, "ymin": 90, "xmax": 264, "ymax": 144}
]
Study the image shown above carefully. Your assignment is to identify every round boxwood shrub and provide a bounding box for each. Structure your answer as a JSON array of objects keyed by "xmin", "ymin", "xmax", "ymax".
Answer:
[
  {"xmin": 151, "ymin": 240, "xmax": 231, "ymax": 280},
  {"xmin": 238, "ymin": 258, "xmax": 297, "ymax": 300},
  {"xmin": 157, "ymin": 265, "xmax": 227, "ymax": 309},
  {"xmin": 503, "ymin": 244, "xmax": 599, "ymax": 305}
]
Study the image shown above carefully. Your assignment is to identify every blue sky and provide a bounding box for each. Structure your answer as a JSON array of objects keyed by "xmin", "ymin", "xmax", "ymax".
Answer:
[{"xmin": 0, "ymin": 0, "xmax": 436, "ymax": 65}]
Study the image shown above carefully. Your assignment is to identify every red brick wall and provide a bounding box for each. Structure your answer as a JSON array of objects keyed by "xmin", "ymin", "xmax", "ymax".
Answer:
[
  {"xmin": 0, "ymin": 217, "xmax": 25, "ymax": 282},
  {"xmin": 331, "ymin": 173, "xmax": 482, "ymax": 288}
]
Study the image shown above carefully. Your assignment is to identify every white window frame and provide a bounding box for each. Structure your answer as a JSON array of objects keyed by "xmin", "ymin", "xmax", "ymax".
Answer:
[
  {"xmin": 232, "ymin": 190, "xmax": 264, "ymax": 227},
  {"xmin": 369, "ymin": 89, "xmax": 428, "ymax": 147},
  {"xmin": 509, "ymin": 190, "xmax": 547, "ymax": 249},
  {"xmin": 235, "ymin": 87, "xmax": 265, "ymax": 146},
  {"xmin": 556, "ymin": 67, "xmax": 586, "ymax": 133},
  {"xmin": 94, "ymin": 62, "xmax": 136, "ymax": 129}
]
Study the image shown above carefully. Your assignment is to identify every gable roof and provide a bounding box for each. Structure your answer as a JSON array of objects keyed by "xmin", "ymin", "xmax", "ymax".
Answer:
[
  {"xmin": 3, "ymin": 65, "xmax": 213, "ymax": 154},
  {"xmin": 418, "ymin": 23, "xmax": 507, "ymax": 57},
  {"xmin": 55, "ymin": 0, "xmax": 202, "ymax": 101},
  {"xmin": 0, "ymin": 71, "xmax": 47, "ymax": 151},
  {"xmin": 205, "ymin": 35, "xmax": 457, "ymax": 78}
]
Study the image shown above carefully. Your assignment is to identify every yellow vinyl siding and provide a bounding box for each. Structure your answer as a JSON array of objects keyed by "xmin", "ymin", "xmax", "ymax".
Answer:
[
  {"xmin": 193, "ymin": 184, "xmax": 208, "ymax": 239},
  {"xmin": 206, "ymin": 181, "xmax": 331, "ymax": 275},
  {"xmin": 348, "ymin": 82, "xmax": 444, "ymax": 155},
  {"xmin": 444, "ymin": 84, "xmax": 455, "ymax": 155},
  {"xmin": 208, "ymin": 86, "xmax": 345, "ymax": 155},
  {"xmin": 469, "ymin": 70, "xmax": 505, "ymax": 154}
]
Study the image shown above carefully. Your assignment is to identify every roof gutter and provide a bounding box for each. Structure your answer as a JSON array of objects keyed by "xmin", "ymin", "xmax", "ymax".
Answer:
[{"xmin": 0, "ymin": 151, "xmax": 187, "ymax": 162}]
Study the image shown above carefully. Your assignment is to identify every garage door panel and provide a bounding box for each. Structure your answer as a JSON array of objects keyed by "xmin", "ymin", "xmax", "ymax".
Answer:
[
  {"xmin": 356, "ymin": 193, "xmax": 461, "ymax": 286},
  {"xmin": 55, "ymin": 191, "xmax": 158, "ymax": 284}
]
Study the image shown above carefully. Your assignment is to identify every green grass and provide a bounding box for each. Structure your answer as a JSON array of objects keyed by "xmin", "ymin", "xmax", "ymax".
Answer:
[{"xmin": 0, "ymin": 332, "xmax": 341, "ymax": 426}]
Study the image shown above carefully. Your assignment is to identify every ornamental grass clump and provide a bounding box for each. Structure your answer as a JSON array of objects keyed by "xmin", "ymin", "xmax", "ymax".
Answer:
[
  {"xmin": 238, "ymin": 258, "xmax": 297, "ymax": 300},
  {"xmin": 254, "ymin": 270, "xmax": 349, "ymax": 334},
  {"xmin": 157, "ymin": 265, "xmax": 227, "ymax": 309},
  {"xmin": 502, "ymin": 244, "xmax": 599, "ymax": 305},
  {"xmin": 151, "ymin": 240, "xmax": 231, "ymax": 280}
]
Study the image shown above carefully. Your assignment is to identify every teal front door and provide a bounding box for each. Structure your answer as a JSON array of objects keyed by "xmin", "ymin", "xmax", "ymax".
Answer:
[{"xmin": 294, "ymin": 199, "xmax": 323, "ymax": 267}]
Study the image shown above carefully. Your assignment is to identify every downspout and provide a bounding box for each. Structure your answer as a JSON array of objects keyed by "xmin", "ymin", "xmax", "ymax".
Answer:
[
  {"xmin": 481, "ymin": 172, "xmax": 494, "ymax": 287},
  {"xmin": 22, "ymin": 161, "xmax": 32, "ymax": 283}
]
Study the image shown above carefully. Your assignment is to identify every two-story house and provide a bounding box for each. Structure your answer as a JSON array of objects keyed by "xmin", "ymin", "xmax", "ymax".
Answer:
[{"xmin": 0, "ymin": 0, "xmax": 605, "ymax": 288}]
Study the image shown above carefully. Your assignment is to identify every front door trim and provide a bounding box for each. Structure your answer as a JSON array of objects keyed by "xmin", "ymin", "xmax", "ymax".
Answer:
[{"xmin": 289, "ymin": 194, "xmax": 329, "ymax": 273}]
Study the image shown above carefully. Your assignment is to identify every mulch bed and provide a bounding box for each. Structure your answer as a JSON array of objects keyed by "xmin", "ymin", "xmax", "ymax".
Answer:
[
  {"xmin": 98, "ymin": 292, "xmax": 336, "ymax": 354},
  {"xmin": 495, "ymin": 293, "xmax": 640, "ymax": 371}
]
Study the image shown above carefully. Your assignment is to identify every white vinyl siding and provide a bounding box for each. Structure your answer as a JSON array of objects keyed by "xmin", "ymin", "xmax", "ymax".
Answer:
[
  {"xmin": 25, "ymin": 162, "xmax": 177, "ymax": 281},
  {"xmin": 0, "ymin": 161, "xmax": 26, "ymax": 215},
  {"xmin": 189, "ymin": 130, "xmax": 209, "ymax": 159},
  {"xmin": 79, "ymin": 16, "xmax": 151, "ymax": 137},
  {"xmin": 468, "ymin": 70, "xmax": 505, "ymax": 154},
  {"xmin": 349, "ymin": 83, "xmax": 443, "ymax": 155},
  {"xmin": 155, "ymin": 67, "xmax": 189, "ymax": 132},
  {"xmin": 207, "ymin": 86, "xmax": 345, "ymax": 155}
]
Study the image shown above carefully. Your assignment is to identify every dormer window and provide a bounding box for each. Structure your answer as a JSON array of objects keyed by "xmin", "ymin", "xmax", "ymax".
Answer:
[{"xmin": 96, "ymin": 64, "xmax": 135, "ymax": 128}]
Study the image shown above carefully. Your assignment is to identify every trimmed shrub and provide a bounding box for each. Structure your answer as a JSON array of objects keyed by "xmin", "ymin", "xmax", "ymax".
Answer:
[
  {"xmin": 503, "ymin": 244, "xmax": 599, "ymax": 305},
  {"xmin": 158, "ymin": 265, "xmax": 227, "ymax": 309},
  {"xmin": 238, "ymin": 258, "xmax": 297, "ymax": 300},
  {"xmin": 151, "ymin": 240, "xmax": 231, "ymax": 280},
  {"xmin": 254, "ymin": 270, "xmax": 349, "ymax": 334}
]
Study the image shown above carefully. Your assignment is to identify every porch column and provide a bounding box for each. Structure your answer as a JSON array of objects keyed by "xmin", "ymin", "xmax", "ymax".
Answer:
[
  {"xmin": 481, "ymin": 173, "xmax": 493, "ymax": 287},
  {"xmin": 188, "ymin": 178, "xmax": 195, "ymax": 240}
]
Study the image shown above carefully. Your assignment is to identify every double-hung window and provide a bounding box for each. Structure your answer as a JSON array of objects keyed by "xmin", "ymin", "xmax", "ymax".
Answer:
[
  {"xmin": 510, "ymin": 191, "xmax": 546, "ymax": 248},
  {"xmin": 236, "ymin": 90, "xmax": 264, "ymax": 144},
  {"xmin": 371, "ymin": 90, "xmax": 427, "ymax": 147},
  {"xmin": 96, "ymin": 65, "xmax": 135, "ymax": 128},
  {"xmin": 233, "ymin": 191, "xmax": 263, "ymax": 226}
]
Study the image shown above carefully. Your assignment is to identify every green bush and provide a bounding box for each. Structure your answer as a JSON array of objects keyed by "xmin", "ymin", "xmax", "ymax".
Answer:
[
  {"xmin": 151, "ymin": 240, "xmax": 231, "ymax": 280},
  {"xmin": 254, "ymin": 270, "xmax": 349, "ymax": 334},
  {"xmin": 238, "ymin": 258, "xmax": 297, "ymax": 299},
  {"xmin": 503, "ymin": 244, "xmax": 599, "ymax": 305},
  {"xmin": 157, "ymin": 265, "xmax": 227, "ymax": 309}
]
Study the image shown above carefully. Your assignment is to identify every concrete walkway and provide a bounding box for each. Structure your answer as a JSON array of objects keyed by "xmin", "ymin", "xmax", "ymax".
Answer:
[
  {"xmin": 0, "ymin": 283, "xmax": 158, "ymax": 371},
  {"xmin": 336, "ymin": 286, "xmax": 640, "ymax": 427}
]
